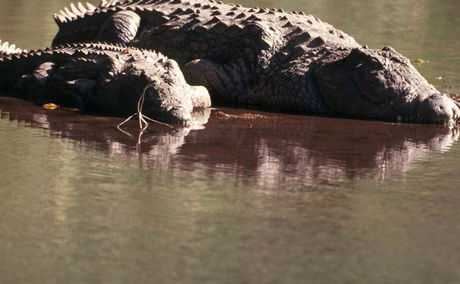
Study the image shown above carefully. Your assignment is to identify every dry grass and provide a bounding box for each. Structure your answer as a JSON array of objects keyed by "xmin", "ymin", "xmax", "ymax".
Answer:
[{"xmin": 449, "ymin": 94, "xmax": 460, "ymax": 102}]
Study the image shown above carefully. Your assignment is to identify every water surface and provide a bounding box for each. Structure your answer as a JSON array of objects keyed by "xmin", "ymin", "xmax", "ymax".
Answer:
[{"xmin": 1, "ymin": 0, "xmax": 460, "ymax": 283}]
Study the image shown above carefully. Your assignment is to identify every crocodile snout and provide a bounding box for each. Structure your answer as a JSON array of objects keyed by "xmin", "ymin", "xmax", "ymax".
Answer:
[{"xmin": 418, "ymin": 94, "xmax": 460, "ymax": 124}]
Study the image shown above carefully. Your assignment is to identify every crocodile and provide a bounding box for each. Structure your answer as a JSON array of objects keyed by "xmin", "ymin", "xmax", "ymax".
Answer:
[
  {"xmin": 50, "ymin": 0, "xmax": 460, "ymax": 124},
  {"xmin": 0, "ymin": 40, "xmax": 211, "ymax": 125}
]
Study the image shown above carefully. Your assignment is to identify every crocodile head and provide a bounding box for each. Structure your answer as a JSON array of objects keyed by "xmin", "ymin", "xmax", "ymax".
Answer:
[
  {"xmin": 313, "ymin": 47, "xmax": 460, "ymax": 124},
  {"xmin": 97, "ymin": 50, "xmax": 208, "ymax": 126}
]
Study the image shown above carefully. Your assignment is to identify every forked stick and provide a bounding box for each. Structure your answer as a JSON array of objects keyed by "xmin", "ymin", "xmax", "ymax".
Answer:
[{"xmin": 117, "ymin": 85, "xmax": 175, "ymax": 132}]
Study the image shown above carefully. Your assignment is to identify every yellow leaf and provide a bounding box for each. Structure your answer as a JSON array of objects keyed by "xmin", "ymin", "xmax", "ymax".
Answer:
[
  {"xmin": 43, "ymin": 103, "xmax": 58, "ymax": 110},
  {"xmin": 414, "ymin": 58, "xmax": 424, "ymax": 65}
]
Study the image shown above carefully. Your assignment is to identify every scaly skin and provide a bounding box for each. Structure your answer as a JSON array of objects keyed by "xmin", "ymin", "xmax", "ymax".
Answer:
[
  {"xmin": 51, "ymin": 0, "xmax": 460, "ymax": 124},
  {"xmin": 0, "ymin": 40, "xmax": 210, "ymax": 124}
]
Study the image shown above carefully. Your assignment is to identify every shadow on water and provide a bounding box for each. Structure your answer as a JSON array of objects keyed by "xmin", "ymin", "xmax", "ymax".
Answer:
[{"xmin": 1, "ymin": 97, "xmax": 457, "ymax": 191}]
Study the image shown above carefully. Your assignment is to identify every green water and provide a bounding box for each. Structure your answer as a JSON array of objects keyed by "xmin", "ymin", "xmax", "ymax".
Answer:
[{"xmin": 1, "ymin": 0, "xmax": 460, "ymax": 283}]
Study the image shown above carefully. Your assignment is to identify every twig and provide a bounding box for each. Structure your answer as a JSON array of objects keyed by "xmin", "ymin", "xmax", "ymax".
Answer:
[{"xmin": 117, "ymin": 85, "xmax": 175, "ymax": 132}]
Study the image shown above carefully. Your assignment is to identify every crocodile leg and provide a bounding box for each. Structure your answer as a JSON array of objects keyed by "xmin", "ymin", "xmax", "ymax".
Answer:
[
  {"xmin": 183, "ymin": 59, "xmax": 250, "ymax": 105},
  {"xmin": 14, "ymin": 62, "xmax": 55, "ymax": 104},
  {"xmin": 42, "ymin": 74, "xmax": 97, "ymax": 111},
  {"xmin": 96, "ymin": 11, "xmax": 141, "ymax": 44}
]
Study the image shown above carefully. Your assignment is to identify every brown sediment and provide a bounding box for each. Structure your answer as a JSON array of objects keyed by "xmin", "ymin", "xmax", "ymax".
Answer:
[
  {"xmin": 213, "ymin": 110, "xmax": 270, "ymax": 120},
  {"xmin": 448, "ymin": 94, "xmax": 460, "ymax": 102}
]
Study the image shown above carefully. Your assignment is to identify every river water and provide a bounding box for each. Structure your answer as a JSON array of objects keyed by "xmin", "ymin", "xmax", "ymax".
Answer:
[{"xmin": 1, "ymin": 0, "xmax": 460, "ymax": 283}]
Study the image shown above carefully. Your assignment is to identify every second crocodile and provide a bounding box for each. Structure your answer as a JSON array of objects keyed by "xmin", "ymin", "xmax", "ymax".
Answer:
[{"xmin": 0, "ymin": 40, "xmax": 211, "ymax": 125}]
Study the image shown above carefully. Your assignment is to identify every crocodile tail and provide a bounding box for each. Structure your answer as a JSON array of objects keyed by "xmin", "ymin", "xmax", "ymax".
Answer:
[
  {"xmin": 0, "ymin": 40, "xmax": 25, "ymax": 56},
  {"xmin": 52, "ymin": 1, "xmax": 120, "ymax": 45},
  {"xmin": 52, "ymin": 0, "xmax": 130, "ymax": 25},
  {"xmin": 53, "ymin": 1, "xmax": 99, "ymax": 25}
]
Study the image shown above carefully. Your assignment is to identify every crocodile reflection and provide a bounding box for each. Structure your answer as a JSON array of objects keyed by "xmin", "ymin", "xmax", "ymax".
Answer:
[
  {"xmin": 178, "ymin": 109, "xmax": 459, "ymax": 189},
  {"xmin": 0, "ymin": 97, "xmax": 211, "ymax": 171},
  {"xmin": 1, "ymin": 98, "xmax": 458, "ymax": 189}
]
